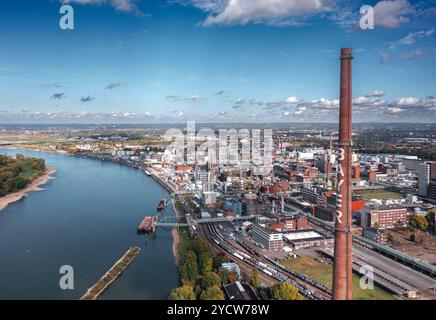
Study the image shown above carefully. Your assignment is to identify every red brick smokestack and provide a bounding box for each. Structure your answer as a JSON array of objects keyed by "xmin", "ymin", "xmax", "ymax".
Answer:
[{"xmin": 332, "ymin": 48, "xmax": 353, "ymax": 300}]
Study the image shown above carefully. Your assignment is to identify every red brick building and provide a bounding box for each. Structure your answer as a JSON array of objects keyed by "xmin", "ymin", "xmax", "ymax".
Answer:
[{"xmin": 361, "ymin": 207, "xmax": 408, "ymax": 229}]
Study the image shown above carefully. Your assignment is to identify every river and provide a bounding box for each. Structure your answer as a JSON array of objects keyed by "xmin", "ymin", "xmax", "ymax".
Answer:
[{"xmin": 0, "ymin": 149, "xmax": 179, "ymax": 299}]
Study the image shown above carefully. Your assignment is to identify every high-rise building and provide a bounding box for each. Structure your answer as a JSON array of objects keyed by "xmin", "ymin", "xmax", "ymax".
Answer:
[{"xmin": 418, "ymin": 162, "xmax": 436, "ymax": 197}]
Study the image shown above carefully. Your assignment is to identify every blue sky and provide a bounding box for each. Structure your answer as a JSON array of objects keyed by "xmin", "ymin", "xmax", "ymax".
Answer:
[{"xmin": 0, "ymin": 0, "xmax": 435, "ymax": 123}]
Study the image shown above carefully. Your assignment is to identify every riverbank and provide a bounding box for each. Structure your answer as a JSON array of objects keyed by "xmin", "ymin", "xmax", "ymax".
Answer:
[
  {"xmin": 0, "ymin": 167, "xmax": 56, "ymax": 212},
  {"xmin": 172, "ymin": 197, "xmax": 181, "ymax": 265},
  {"xmin": 3, "ymin": 147, "xmax": 184, "ymax": 264}
]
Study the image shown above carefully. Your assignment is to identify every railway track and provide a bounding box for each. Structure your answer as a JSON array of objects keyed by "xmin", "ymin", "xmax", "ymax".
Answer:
[{"xmin": 205, "ymin": 222, "xmax": 331, "ymax": 300}]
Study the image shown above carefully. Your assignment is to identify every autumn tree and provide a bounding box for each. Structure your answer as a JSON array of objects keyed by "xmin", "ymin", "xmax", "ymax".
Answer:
[
  {"xmin": 201, "ymin": 272, "xmax": 221, "ymax": 289},
  {"xmin": 387, "ymin": 233, "xmax": 394, "ymax": 244},
  {"xmin": 168, "ymin": 285, "xmax": 196, "ymax": 300},
  {"xmin": 218, "ymin": 268, "xmax": 229, "ymax": 286},
  {"xmin": 409, "ymin": 214, "xmax": 428, "ymax": 231},
  {"xmin": 200, "ymin": 285, "xmax": 224, "ymax": 300},
  {"xmin": 270, "ymin": 282, "xmax": 303, "ymax": 300},
  {"xmin": 251, "ymin": 267, "xmax": 259, "ymax": 288},
  {"xmin": 180, "ymin": 250, "xmax": 198, "ymax": 283}
]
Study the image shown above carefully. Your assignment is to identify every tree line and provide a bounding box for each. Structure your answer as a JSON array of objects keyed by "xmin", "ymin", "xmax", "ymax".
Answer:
[{"xmin": 0, "ymin": 154, "xmax": 46, "ymax": 197}]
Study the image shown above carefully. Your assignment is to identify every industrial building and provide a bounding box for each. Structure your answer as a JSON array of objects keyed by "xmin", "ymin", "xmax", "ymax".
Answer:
[
  {"xmin": 363, "ymin": 228, "xmax": 388, "ymax": 244},
  {"xmin": 282, "ymin": 230, "xmax": 332, "ymax": 249},
  {"xmin": 251, "ymin": 224, "xmax": 283, "ymax": 251}
]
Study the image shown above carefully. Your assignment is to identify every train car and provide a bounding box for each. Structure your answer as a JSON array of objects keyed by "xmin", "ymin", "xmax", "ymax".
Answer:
[
  {"xmin": 262, "ymin": 269, "xmax": 273, "ymax": 276},
  {"xmin": 233, "ymin": 252, "xmax": 244, "ymax": 260},
  {"xmin": 213, "ymin": 239, "xmax": 220, "ymax": 245},
  {"xmin": 257, "ymin": 261, "xmax": 267, "ymax": 268},
  {"xmin": 238, "ymin": 251, "xmax": 251, "ymax": 260},
  {"xmin": 266, "ymin": 266, "xmax": 278, "ymax": 274}
]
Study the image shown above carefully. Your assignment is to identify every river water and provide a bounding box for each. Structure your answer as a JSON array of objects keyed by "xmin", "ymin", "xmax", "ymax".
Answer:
[{"xmin": 0, "ymin": 149, "xmax": 178, "ymax": 299}]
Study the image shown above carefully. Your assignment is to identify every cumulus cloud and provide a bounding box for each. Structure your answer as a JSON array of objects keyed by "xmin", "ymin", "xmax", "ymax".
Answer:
[
  {"xmin": 374, "ymin": 0, "xmax": 415, "ymax": 28},
  {"xmin": 285, "ymin": 96, "xmax": 300, "ymax": 104},
  {"xmin": 394, "ymin": 97, "xmax": 423, "ymax": 106},
  {"xmin": 368, "ymin": 90, "xmax": 385, "ymax": 97},
  {"xmin": 353, "ymin": 96, "xmax": 387, "ymax": 106},
  {"xmin": 181, "ymin": 0, "xmax": 334, "ymax": 27},
  {"xmin": 80, "ymin": 96, "xmax": 96, "ymax": 103}
]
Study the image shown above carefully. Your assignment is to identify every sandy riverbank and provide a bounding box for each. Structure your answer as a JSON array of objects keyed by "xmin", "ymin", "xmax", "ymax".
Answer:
[
  {"xmin": 0, "ymin": 167, "xmax": 56, "ymax": 212},
  {"xmin": 172, "ymin": 228, "xmax": 181, "ymax": 265},
  {"xmin": 171, "ymin": 197, "xmax": 181, "ymax": 265}
]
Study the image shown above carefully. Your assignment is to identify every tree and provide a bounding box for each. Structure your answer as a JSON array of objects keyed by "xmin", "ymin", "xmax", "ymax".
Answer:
[
  {"xmin": 425, "ymin": 211, "xmax": 435, "ymax": 229},
  {"xmin": 270, "ymin": 282, "xmax": 303, "ymax": 300},
  {"xmin": 387, "ymin": 233, "xmax": 394, "ymax": 244},
  {"xmin": 201, "ymin": 272, "xmax": 221, "ymax": 289},
  {"xmin": 213, "ymin": 254, "xmax": 226, "ymax": 270},
  {"xmin": 200, "ymin": 256, "xmax": 213, "ymax": 275},
  {"xmin": 251, "ymin": 267, "xmax": 259, "ymax": 288},
  {"xmin": 168, "ymin": 285, "xmax": 196, "ymax": 300},
  {"xmin": 218, "ymin": 269, "xmax": 229, "ymax": 286},
  {"xmin": 409, "ymin": 214, "xmax": 428, "ymax": 231},
  {"xmin": 180, "ymin": 250, "xmax": 198, "ymax": 283},
  {"xmin": 200, "ymin": 285, "xmax": 224, "ymax": 300}
]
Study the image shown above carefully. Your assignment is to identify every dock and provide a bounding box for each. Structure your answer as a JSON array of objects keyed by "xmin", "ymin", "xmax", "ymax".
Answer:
[
  {"xmin": 80, "ymin": 246, "xmax": 141, "ymax": 300},
  {"xmin": 137, "ymin": 216, "xmax": 159, "ymax": 233}
]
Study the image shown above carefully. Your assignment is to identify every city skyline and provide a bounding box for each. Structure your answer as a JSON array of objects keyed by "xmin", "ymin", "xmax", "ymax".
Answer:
[{"xmin": 0, "ymin": 0, "xmax": 435, "ymax": 123}]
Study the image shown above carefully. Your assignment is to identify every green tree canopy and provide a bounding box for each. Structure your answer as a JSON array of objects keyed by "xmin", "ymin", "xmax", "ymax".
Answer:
[
  {"xmin": 218, "ymin": 269, "xmax": 229, "ymax": 286},
  {"xmin": 201, "ymin": 272, "xmax": 221, "ymax": 289},
  {"xmin": 180, "ymin": 250, "xmax": 198, "ymax": 283},
  {"xmin": 251, "ymin": 267, "xmax": 259, "ymax": 288}
]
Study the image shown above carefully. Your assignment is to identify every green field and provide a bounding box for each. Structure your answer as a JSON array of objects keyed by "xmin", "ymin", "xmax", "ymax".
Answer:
[
  {"xmin": 281, "ymin": 256, "xmax": 395, "ymax": 300},
  {"xmin": 360, "ymin": 191, "xmax": 402, "ymax": 200}
]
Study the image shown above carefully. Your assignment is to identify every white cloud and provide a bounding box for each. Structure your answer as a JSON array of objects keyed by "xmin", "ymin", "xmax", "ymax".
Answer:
[
  {"xmin": 285, "ymin": 96, "xmax": 300, "ymax": 104},
  {"xmin": 388, "ymin": 107, "xmax": 403, "ymax": 113},
  {"xmin": 353, "ymin": 96, "xmax": 387, "ymax": 106},
  {"xmin": 374, "ymin": 0, "xmax": 415, "ymax": 28},
  {"xmin": 369, "ymin": 90, "xmax": 385, "ymax": 97},
  {"xmin": 400, "ymin": 49, "xmax": 424, "ymax": 60},
  {"xmin": 395, "ymin": 97, "xmax": 422, "ymax": 106},
  {"xmin": 190, "ymin": 0, "xmax": 334, "ymax": 26},
  {"xmin": 389, "ymin": 29, "xmax": 434, "ymax": 48},
  {"xmin": 61, "ymin": 0, "xmax": 143, "ymax": 14},
  {"xmin": 310, "ymin": 98, "xmax": 339, "ymax": 109}
]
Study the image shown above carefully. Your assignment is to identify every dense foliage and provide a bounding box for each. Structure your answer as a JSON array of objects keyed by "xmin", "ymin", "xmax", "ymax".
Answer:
[
  {"xmin": 0, "ymin": 154, "xmax": 46, "ymax": 197},
  {"xmin": 269, "ymin": 282, "xmax": 303, "ymax": 300},
  {"xmin": 169, "ymin": 236, "xmax": 226, "ymax": 300}
]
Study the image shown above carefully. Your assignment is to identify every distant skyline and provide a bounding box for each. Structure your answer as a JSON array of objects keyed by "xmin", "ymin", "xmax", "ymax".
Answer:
[{"xmin": 0, "ymin": 0, "xmax": 435, "ymax": 123}]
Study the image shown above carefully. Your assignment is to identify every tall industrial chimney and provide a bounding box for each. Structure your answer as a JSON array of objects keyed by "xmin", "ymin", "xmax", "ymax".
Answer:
[{"xmin": 332, "ymin": 48, "xmax": 353, "ymax": 300}]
